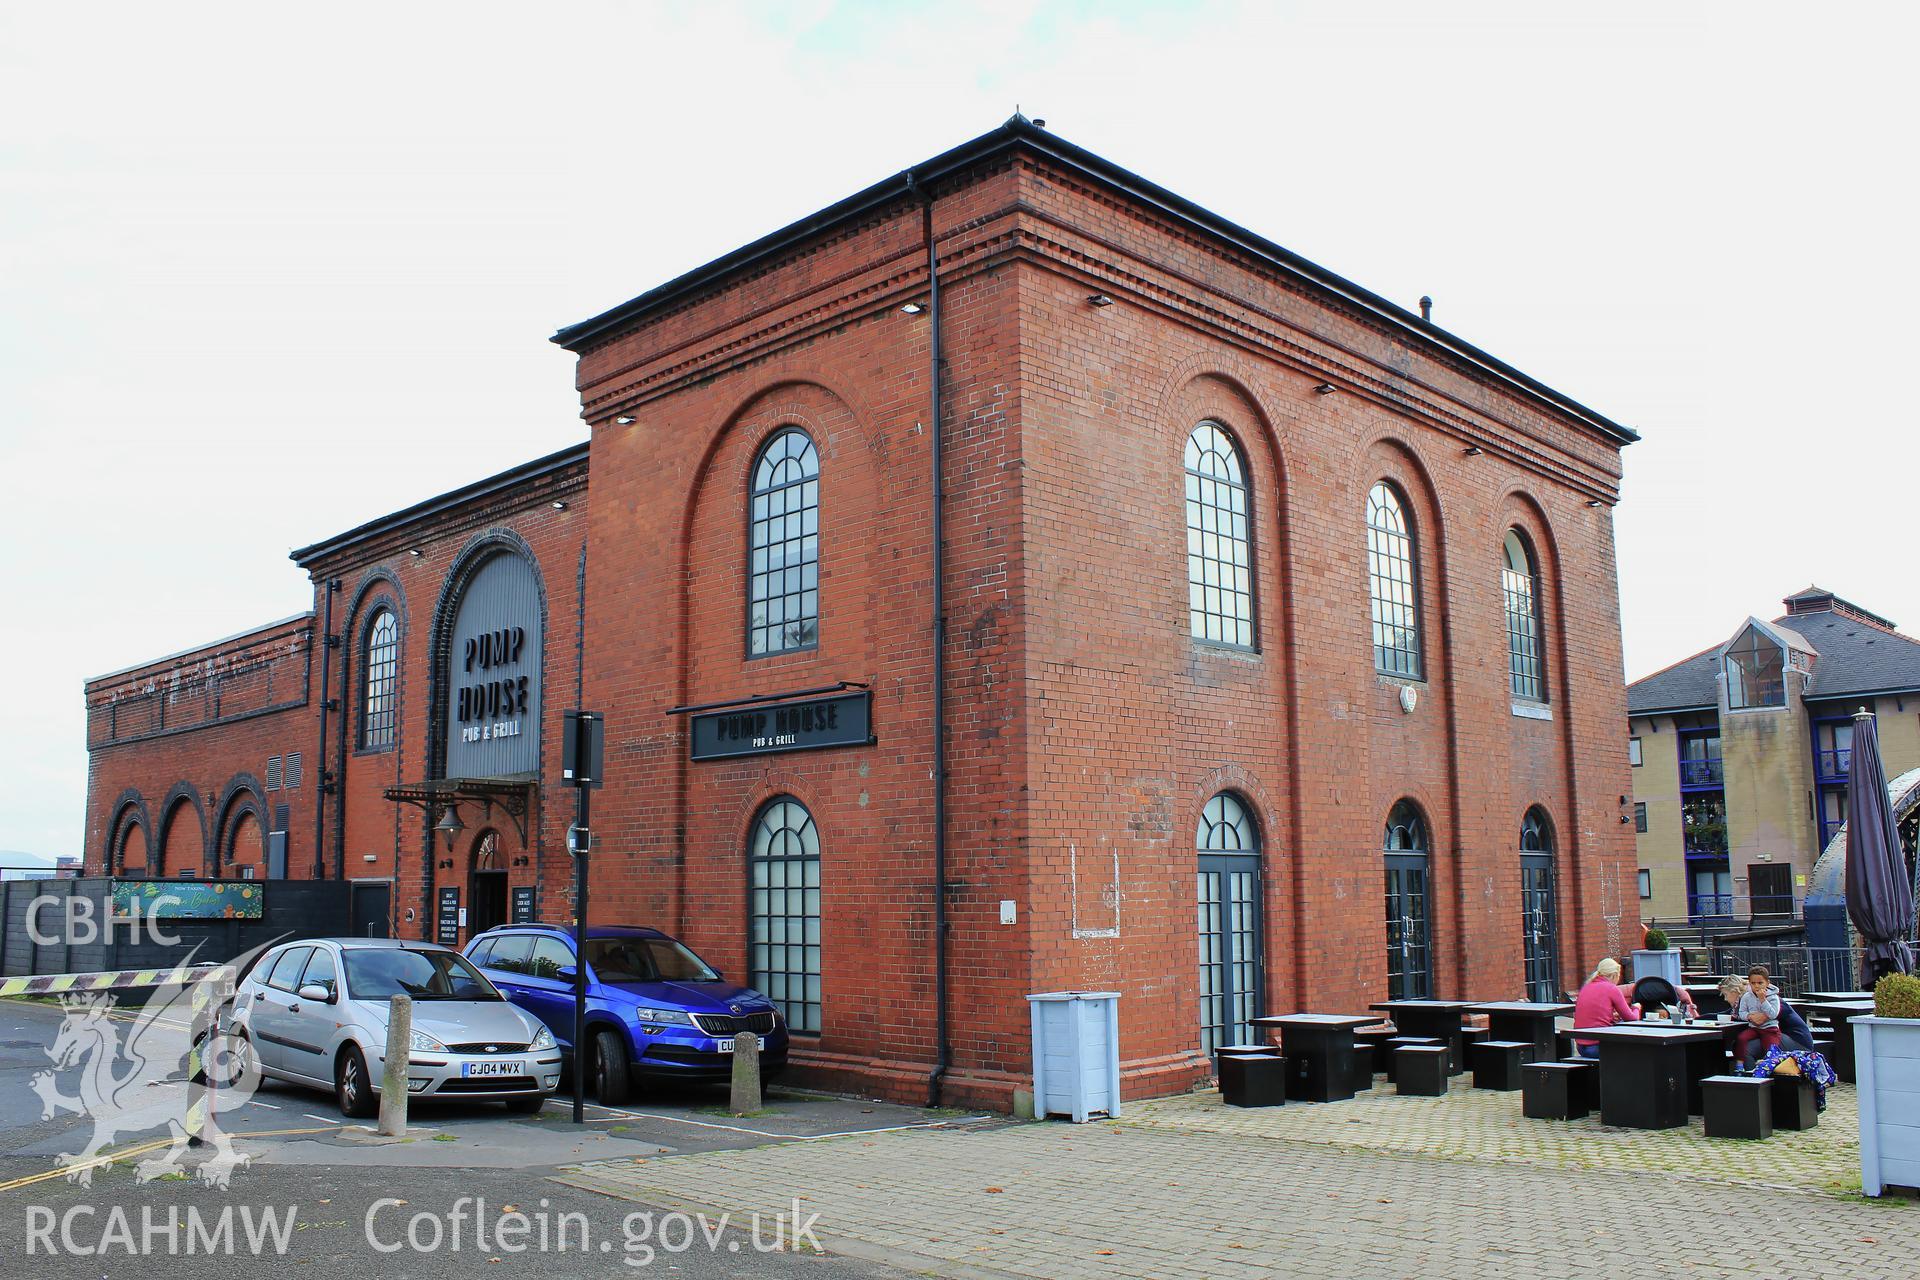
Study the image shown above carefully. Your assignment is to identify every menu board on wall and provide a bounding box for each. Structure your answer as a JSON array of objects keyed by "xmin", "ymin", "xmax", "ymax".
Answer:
[
  {"xmin": 510, "ymin": 885, "xmax": 535, "ymax": 924},
  {"xmin": 436, "ymin": 886, "xmax": 461, "ymax": 946}
]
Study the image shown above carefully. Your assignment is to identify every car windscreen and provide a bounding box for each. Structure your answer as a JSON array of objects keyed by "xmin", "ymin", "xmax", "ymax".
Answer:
[
  {"xmin": 342, "ymin": 948, "xmax": 500, "ymax": 1002},
  {"xmin": 585, "ymin": 937, "xmax": 719, "ymax": 984}
]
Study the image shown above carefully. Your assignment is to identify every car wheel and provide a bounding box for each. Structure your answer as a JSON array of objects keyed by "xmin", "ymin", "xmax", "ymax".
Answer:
[
  {"xmin": 593, "ymin": 1028, "xmax": 633, "ymax": 1106},
  {"xmin": 504, "ymin": 1093, "xmax": 546, "ymax": 1115},
  {"xmin": 336, "ymin": 1045, "xmax": 378, "ymax": 1119}
]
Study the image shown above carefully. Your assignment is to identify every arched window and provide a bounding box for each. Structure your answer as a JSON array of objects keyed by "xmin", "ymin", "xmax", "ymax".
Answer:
[
  {"xmin": 1183, "ymin": 422, "xmax": 1254, "ymax": 648},
  {"xmin": 748, "ymin": 428, "xmax": 820, "ymax": 657},
  {"xmin": 1383, "ymin": 799, "xmax": 1432, "ymax": 1000},
  {"xmin": 1196, "ymin": 793, "xmax": 1262, "ymax": 1057},
  {"xmin": 749, "ymin": 797, "xmax": 821, "ymax": 1033},
  {"xmin": 1502, "ymin": 530, "xmax": 1544, "ymax": 702},
  {"xmin": 362, "ymin": 608, "xmax": 398, "ymax": 748},
  {"xmin": 116, "ymin": 812, "xmax": 149, "ymax": 875},
  {"xmin": 227, "ymin": 810, "xmax": 263, "ymax": 881},
  {"xmin": 1366, "ymin": 482, "xmax": 1422, "ymax": 678}
]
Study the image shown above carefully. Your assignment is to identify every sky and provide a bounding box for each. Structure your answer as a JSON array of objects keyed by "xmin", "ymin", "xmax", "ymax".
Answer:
[{"xmin": 3, "ymin": 2, "xmax": 1916, "ymax": 859}]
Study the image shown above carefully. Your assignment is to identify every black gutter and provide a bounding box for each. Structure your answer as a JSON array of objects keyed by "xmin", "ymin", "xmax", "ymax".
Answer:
[
  {"xmin": 312, "ymin": 578, "xmax": 339, "ymax": 878},
  {"xmin": 289, "ymin": 442, "xmax": 588, "ymax": 568},
  {"xmin": 551, "ymin": 115, "xmax": 1638, "ymax": 448},
  {"xmin": 911, "ymin": 174, "xmax": 952, "ymax": 1110}
]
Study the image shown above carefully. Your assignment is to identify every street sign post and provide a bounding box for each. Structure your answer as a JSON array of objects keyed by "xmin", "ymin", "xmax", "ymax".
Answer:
[{"xmin": 561, "ymin": 710, "xmax": 603, "ymax": 1124}]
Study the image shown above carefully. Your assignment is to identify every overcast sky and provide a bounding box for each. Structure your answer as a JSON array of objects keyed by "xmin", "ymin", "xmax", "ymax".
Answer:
[{"xmin": 3, "ymin": 3, "xmax": 1915, "ymax": 859}]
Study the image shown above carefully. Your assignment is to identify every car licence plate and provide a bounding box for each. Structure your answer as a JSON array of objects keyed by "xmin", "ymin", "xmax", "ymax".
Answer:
[
  {"xmin": 716, "ymin": 1037, "xmax": 767, "ymax": 1053},
  {"xmin": 461, "ymin": 1060, "xmax": 524, "ymax": 1078}
]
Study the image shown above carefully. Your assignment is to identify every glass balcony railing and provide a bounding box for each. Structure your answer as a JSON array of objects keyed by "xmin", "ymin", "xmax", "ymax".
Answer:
[{"xmin": 1679, "ymin": 757, "xmax": 1724, "ymax": 788}]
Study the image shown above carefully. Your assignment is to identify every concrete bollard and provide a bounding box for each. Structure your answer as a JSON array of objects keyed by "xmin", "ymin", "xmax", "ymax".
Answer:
[
  {"xmin": 729, "ymin": 1031, "xmax": 762, "ymax": 1115},
  {"xmin": 379, "ymin": 994, "xmax": 411, "ymax": 1136}
]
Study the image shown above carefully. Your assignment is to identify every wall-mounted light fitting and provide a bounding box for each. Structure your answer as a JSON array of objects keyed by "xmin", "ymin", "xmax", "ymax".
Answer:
[
  {"xmin": 899, "ymin": 301, "xmax": 925, "ymax": 315},
  {"xmin": 1087, "ymin": 294, "xmax": 1114, "ymax": 307},
  {"xmin": 551, "ymin": 500, "xmax": 567, "ymax": 511},
  {"xmin": 1313, "ymin": 383, "xmax": 1335, "ymax": 395},
  {"xmin": 1587, "ymin": 499, "xmax": 1603, "ymax": 508},
  {"xmin": 409, "ymin": 548, "xmax": 423, "ymax": 557},
  {"xmin": 614, "ymin": 415, "xmax": 636, "ymax": 425},
  {"xmin": 1463, "ymin": 446, "xmax": 1483, "ymax": 457}
]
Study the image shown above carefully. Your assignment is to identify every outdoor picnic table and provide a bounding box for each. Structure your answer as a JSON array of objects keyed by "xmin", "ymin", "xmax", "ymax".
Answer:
[
  {"xmin": 1371, "ymin": 999, "xmax": 1472, "ymax": 1072},
  {"xmin": 1461, "ymin": 1001, "xmax": 1572, "ymax": 1064},
  {"xmin": 1799, "ymin": 990, "xmax": 1873, "ymax": 1005},
  {"xmin": 1251, "ymin": 1014, "xmax": 1383, "ymax": 1103},
  {"xmin": 1809, "ymin": 999, "xmax": 1875, "ymax": 1083},
  {"xmin": 1574, "ymin": 1023, "xmax": 1726, "ymax": 1129}
]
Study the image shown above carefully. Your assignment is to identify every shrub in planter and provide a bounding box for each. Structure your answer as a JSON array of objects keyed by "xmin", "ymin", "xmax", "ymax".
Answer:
[
  {"xmin": 1642, "ymin": 926, "xmax": 1670, "ymax": 952},
  {"xmin": 1857, "ymin": 971, "xmax": 1920, "ymax": 1196},
  {"xmin": 1874, "ymin": 972, "xmax": 1920, "ymax": 1019}
]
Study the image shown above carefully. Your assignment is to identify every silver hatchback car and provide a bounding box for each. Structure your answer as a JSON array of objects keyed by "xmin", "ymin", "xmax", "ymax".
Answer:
[{"xmin": 228, "ymin": 938, "xmax": 563, "ymax": 1117}]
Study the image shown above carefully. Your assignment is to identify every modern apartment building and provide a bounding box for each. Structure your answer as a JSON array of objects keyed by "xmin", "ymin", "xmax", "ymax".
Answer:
[{"xmin": 1628, "ymin": 587, "xmax": 1920, "ymax": 924}]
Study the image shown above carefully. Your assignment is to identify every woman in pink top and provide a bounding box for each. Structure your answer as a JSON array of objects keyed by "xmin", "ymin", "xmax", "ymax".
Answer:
[{"xmin": 1571, "ymin": 957, "xmax": 1640, "ymax": 1057}]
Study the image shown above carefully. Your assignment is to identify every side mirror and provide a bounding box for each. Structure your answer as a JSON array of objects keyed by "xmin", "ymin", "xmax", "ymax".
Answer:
[
  {"xmin": 297, "ymin": 983, "xmax": 333, "ymax": 1003},
  {"xmin": 556, "ymin": 965, "xmax": 578, "ymax": 983}
]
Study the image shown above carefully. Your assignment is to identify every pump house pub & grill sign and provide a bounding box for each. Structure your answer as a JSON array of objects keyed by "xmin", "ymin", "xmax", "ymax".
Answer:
[
  {"xmin": 688, "ymin": 689, "xmax": 872, "ymax": 761},
  {"xmin": 445, "ymin": 551, "xmax": 543, "ymax": 779}
]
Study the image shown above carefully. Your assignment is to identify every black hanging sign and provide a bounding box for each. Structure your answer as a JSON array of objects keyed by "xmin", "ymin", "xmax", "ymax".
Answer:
[
  {"xmin": 510, "ymin": 885, "xmax": 536, "ymax": 924},
  {"xmin": 690, "ymin": 690, "xmax": 872, "ymax": 762},
  {"xmin": 436, "ymin": 886, "xmax": 461, "ymax": 945}
]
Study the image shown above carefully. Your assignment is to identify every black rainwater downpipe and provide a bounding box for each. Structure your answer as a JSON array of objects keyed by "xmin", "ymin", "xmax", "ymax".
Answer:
[
  {"xmin": 313, "ymin": 578, "xmax": 340, "ymax": 879},
  {"xmin": 911, "ymin": 174, "xmax": 951, "ymax": 1109}
]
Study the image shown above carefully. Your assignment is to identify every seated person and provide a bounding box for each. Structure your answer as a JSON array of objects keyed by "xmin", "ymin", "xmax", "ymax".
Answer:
[
  {"xmin": 1732, "ymin": 965, "xmax": 1783, "ymax": 1066},
  {"xmin": 1717, "ymin": 973, "xmax": 1811, "ymax": 1051},
  {"xmin": 1572, "ymin": 957, "xmax": 1640, "ymax": 1058}
]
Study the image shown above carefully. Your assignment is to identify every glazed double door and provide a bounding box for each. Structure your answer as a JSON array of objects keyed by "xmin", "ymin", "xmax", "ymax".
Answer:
[
  {"xmin": 1197, "ymin": 855, "xmax": 1263, "ymax": 1058},
  {"xmin": 1521, "ymin": 855, "xmax": 1560, "ymax": 1002},
  {"xmin": 1385, "ymin": 856, "xmax": 1431, "ymax": 1000}
]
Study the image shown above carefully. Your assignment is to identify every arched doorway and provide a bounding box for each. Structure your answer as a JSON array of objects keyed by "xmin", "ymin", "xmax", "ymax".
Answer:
[
  {"xmin": 468, "ymin": 830, "xmax": 507, "ymax": 936},
  {"xmin": 1196, "ymin": 793, "xmax": 1263, "ymax": 1057},
  {"xmin": 227, "ymin": 810, "xmax": 264, "ymax": 880},
  {"xmin": 117, "ymin": 815, "xmax": 150, "ymax": 875},
  {"xmin": 1520, "ymin": 808, "xmax": 1560, "ymax": 1002},
  {"xmin": 1384, "ymin": 801, "xmax": 1432, "ymax": 1000}
]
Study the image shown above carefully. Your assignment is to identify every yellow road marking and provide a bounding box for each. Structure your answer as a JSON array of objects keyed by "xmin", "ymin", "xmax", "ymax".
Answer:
[{"xmin": 0, "ymin": 1126, "xmax": 341, "ymax": 1195}]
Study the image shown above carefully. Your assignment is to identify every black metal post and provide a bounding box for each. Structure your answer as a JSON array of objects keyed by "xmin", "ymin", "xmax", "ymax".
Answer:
[{"xmin": 572, "ymin": 778, "xmax": 589, "ymax": 1124}]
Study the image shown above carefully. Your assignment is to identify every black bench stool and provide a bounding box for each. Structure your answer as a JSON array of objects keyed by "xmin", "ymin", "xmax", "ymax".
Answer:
[
  {"xmin": 1354, "ymin": 1026, "xmax": 1398, "ymax": 1078},
  {"xmin": 1559, "ymin": 1057, "xmax": 1600, "ymax": 1113},
  {"xmin": 1521, "ymin": 1061, "xmax": 1591, "ymax": 1119},
  {"xmin": 1702, "ymin": 1075, "xmax": 1772, "ymax": 1140},
  {"xmin": 1217, "ymin": 1051, "xmax": 1288, "ymax": 1107},
  {"xmin": 1469, "ymin": 1039, "xmax": 1530, "ymax": 1091},
  {"xmin": 1384, "ymin": 1036, "xmax": 1444, "ymax": 1084},
  {"xmin": 1770, "ymin": 1073, "xmax": 1818, "ymax": 1131},
  {"xmin": 1394, "ymin": 1044, "xmax": 1450, "ymax": 1097}
]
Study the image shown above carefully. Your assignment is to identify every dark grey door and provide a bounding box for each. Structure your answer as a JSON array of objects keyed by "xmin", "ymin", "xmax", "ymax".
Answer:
[
  {"xmin": 1385, "ymin": 857, "xmax": 1431, "ymax": 1000},
  {"xmin": 1197, "ymin": 854, "xmax": 1262, "ymax": 1057},
  {"xmin": 1521, "ymin": 856, "xmax": 1558, "ymax": 1002}
]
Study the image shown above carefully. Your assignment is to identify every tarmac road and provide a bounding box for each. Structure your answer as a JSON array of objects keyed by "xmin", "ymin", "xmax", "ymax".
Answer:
[{"xmin": 0, "ymin": 996, "xmax": 972, "ymax": 1278}]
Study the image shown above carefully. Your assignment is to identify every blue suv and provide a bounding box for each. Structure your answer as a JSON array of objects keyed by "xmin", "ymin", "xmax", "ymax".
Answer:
[{"xmin": 462, "ymin": 924, "xmax": 787, "ymax": 1105}]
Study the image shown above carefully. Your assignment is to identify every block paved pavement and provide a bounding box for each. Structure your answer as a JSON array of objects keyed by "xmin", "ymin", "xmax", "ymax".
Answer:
[{"xmin": 564, "ymin": 1093, "xmax": 1916, "ymax": 1280}]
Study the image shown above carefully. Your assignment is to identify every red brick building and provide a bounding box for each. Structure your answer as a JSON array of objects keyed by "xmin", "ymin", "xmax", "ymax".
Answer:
[{"xmin": 84, "ymin": 117, "xmax": 1639, "ymax": 1110}]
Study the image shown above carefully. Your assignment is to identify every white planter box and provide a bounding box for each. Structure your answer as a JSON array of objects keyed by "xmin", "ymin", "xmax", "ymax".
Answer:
[
  {"xmin": 1027, "ymin": 990, "xmax": 1121, "ymax": 1123},
  {"xmin": 1855, "ymin": 1016, "xmax": 1920, "ymax": 1196},
  {"xmin": 1631, "ymin": 948, "xmax": 1683, "ymax": 988}
]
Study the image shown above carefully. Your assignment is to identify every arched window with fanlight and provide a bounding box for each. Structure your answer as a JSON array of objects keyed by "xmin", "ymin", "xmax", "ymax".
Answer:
[
  {"xmin": 1183, "ymin": 422, "xmax": 1255, "ymax": 648},
  {"xmin": 361, "ymin": 607, "xmax": 398, "ymax": 748},
  {"xmin": 1383, "ymin": 800, "xmax": 1432, "ymax": 1000},
  {"xmin": 1366, "ymin": 482, "xmax": 1422, "ymax": 678},
  {"xmin": 748, "ymin": 428, "xmax": 820, "ymax": 657},
  {"xmin": 1196, "ymin": 792, "xmax": 1263, "ymax": 1057},
  {"xmin": 1502, "ymin": 530, "xmax": 1545, "ymax": 703},
  {"xmin": 749, "ymin": 797, "xmax": 821, "ymax": 1033},
  {"xmin": 1519, "ymin": 808, "xmax": 1560, "ymax": 1002}
]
